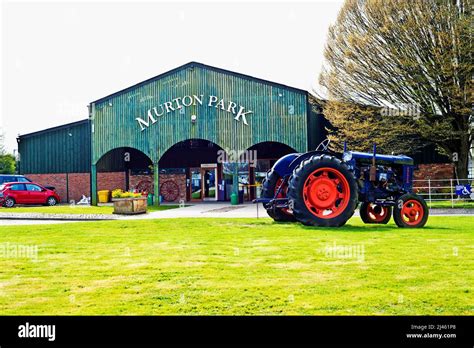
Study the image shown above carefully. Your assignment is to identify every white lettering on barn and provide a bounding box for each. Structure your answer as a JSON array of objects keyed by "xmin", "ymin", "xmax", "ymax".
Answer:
[{"xmin": 135, "ymin": 94, "xmax": 252, "ymax": 131}]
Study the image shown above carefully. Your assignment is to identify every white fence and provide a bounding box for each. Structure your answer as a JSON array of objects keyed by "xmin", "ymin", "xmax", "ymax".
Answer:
[{"xmin": 412, "ymin": 178, "xmax": 474, "ymax": 208}]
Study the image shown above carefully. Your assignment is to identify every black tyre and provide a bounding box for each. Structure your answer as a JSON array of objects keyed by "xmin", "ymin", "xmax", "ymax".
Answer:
[
  {"xmin": 288, "ymin": 155, "xmax": 358, "ymax": 227},
  {"xmin": 46, "ymin": 196, "xmax": 58, "ymax": 206},
  {"xmin": 360, "ymin": 202, "xmax": 392, "ymax": 224},
  {"xmin": 261, "ymin": 170, "xmax": 296, "ymax": 222},
  {"xmin": 3, "ymin": 197, "xmax": 15, "ymax": 208},
  {"xmin": 393, "ymin": 193, "xmax": 428, "ymax": 228}
]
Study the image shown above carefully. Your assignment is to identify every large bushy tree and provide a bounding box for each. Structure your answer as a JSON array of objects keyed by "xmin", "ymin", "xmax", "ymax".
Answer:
[
  {"xmin": 320, "ymin": 0, "xmax": 472, "ymax": 178},
  {"xmin": 0, "ymin": 133, "xmax": 16, "ymax": 174},
  {"xmin": 0, "ymin": 154, "xmax": 15, "ymax": 174}
]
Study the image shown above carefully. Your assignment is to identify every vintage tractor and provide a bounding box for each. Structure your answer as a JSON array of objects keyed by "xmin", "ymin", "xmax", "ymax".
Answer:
[{"xmin": 257, "ymin": 140, "xmax": 428, "ymax": 228}]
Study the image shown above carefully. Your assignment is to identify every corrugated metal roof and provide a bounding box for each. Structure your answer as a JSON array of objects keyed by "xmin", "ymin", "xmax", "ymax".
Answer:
[
  {"xmin": 91, "ymin": 62, "xmax": 308, "ymax": 105},
  {"xmin": 18, "ymin": 119, "xmax": 89, "ymax": 139}
]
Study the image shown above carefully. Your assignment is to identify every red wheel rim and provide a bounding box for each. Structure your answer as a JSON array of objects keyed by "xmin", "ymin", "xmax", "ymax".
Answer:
[
  {"xmin": 401, "ymin": 200, "xmax": 424, "ymax": 226},
  {"xmin": 275, "ymin": 178, "xmax": 292, "ymax": 215},
  {"xmin": 366, "ymin": 204, "xmax": 389, "ymax": 222},
  {"xmin": 303, "ymin": 167, "xmax": 350, "ymax": 219}
]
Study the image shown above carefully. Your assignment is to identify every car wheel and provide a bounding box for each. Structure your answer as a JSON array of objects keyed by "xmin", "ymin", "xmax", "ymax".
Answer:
[
  {"xmin": 46, "ymin": 196, "xmax": 58, "ymax": 206},
  {"xmin": 4, "ymin": 197, "xmax": 15, "ymax": 208}
]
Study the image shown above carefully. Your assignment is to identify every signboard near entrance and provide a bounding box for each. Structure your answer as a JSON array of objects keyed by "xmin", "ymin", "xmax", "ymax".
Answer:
[
  {"xmin": 201, "ymin": 163, "xmax": 216, "ymax": 168},
  {"xmin": 135, "ymin": 94, "xmax": 253, "ymax": 131}
]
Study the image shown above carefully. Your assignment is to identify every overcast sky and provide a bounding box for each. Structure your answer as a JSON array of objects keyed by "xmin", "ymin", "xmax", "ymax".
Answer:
[{"xmin": 1, "ymin": 0, "xmax": 343, "ymax": 153}]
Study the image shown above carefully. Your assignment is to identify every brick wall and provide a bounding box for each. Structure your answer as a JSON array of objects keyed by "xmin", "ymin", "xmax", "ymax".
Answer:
[
  {"xmin": 25, "ymin": 173, "xmax": 89, "ymax": 203},
  {"xmin": 129, "ymin": 173, "xmax": 186, "ymax": 202},
  {"xmin": 414, "ymin": 163, "xmax": 454, "ymax": 180},
  {"xmin": 97, "ymin": 172, "xmax": 126, "ymax": 192},
  {"xmin": 25, "ymin": 171, "xmax": 186, "ymax": 203},
  {"xmin": 68, "ymin": 173, "xmax": 90, "ymax": 202}
]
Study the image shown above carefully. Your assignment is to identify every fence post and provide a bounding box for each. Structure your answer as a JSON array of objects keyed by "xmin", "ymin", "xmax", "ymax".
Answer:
[
  {"xmin": 428, "ymin": 179, "xmax": 432, "ymax": 208},
  {"xmin": 450, "ymin": 178, "xmax": 454, "ymax": 208}
]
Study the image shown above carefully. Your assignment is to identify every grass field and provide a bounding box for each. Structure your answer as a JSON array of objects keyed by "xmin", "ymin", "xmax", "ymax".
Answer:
[
  {"xmin": 0, "ymin": 204, "xmax": 179, "ymax": 215},
  {"xmin": 0, "ymin": 217, "xmax": 472, "ymax": 315}
]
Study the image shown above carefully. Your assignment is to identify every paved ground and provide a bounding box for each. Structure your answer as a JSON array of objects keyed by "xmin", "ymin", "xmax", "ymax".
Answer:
[
  {"xmin": 0, "ymin": 203, "xmax": 264, "ymax": 225},
  {"xmin": 0, "ymin": 219, "xmax": 81, "ymax": 226},
  {"xmin": 123, "ymin": 202, "xmax": 265, "ymax": 220},
  {"xmin": 0, "ymin": 202, "xmax": 472, "ymax": 225},
  {"xmin": 123, "ymin": 203, "xmax": 474, "ymax": 219}
]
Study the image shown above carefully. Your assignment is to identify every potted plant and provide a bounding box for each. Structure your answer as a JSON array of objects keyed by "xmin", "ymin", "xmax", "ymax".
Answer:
[{"xmin": 111, "ymin": 189, "xmax": 147, "ymax": 215}]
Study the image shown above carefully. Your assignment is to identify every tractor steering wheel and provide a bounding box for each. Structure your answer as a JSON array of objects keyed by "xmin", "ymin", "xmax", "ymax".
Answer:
[{"xmin": 315, "ymin": 139, "xmax": 331, "ymax": 152}]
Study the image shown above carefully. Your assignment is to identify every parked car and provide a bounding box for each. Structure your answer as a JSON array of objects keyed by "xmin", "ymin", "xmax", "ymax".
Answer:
[
  {"xmin": 0, "ymin": 174, "xmax": 55, "ymax": 190},
  {"xmin": 0, "ymin": 174, "xmax": 31, "ymax": 185},
  {"xmin": 0, "ymin": 182, "xmax": 60, "ymax": 207}
]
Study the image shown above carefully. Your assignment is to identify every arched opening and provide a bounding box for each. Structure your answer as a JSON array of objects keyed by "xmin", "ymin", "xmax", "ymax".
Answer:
[
  {"xmin": 95, "ymin": 147, "xmax": 152, "ymax": 194},
  {"xmin": 92, "ymin": 141, "xmax": 297, "ymax": 204},
  {"xmin": 244, "ymin": 141, "xmax": 297, "ymax": 200},
  {"xmin": 158, "ymin": 139, "xmax": 226, "ymax": 202}
]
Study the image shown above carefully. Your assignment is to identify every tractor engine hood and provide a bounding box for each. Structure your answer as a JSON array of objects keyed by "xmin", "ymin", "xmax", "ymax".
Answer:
[{"xmin": 344, "ymin": 151, "xmax": 414, "ymax": 165}]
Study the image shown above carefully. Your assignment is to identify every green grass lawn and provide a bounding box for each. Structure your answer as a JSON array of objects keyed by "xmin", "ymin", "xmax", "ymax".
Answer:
[
  {"xmin": 0, "ymin": 204, "xmax": 179, "ymax": 215},
  {"xmin": 0, "ymin": 217, "xmax": 472, "ymax": 315}
]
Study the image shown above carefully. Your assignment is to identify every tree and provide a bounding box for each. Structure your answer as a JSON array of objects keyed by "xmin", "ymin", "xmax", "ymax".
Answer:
[
  {"xmin": 0, "ymin": 154, "xmax": 15, "ymax": 174},
  {"xmin": 320, "ymin": 0, "xmax": 472, "ymax": 178},
  {"xmin": 0, "ymin": 133, "xmax": 16, "ymax": 174}
]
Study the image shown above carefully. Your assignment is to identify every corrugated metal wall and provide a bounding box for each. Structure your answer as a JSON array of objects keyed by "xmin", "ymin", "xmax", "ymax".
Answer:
[
  {"xmin": 91, "ymin": 63, "xmax": 310, "ymax": 164},
  {"xmin": 18, "ymin": 120, "xmax": 91, "ymax": 174}
]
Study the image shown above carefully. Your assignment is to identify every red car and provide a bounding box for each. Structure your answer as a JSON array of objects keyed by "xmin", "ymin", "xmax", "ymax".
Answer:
[{"xmin": 0, "ymin": 182, "xmax": 60, "ymax": 207}]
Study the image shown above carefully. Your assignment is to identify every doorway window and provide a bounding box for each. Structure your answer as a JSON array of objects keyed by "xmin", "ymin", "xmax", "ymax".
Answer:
[
  {"xmin": 190, "ymin": 168, "xmax": 202, "ymax": 200},
  {"xmin": 202, "ymin": 168, "xmax": 217, "ymax": 201}
]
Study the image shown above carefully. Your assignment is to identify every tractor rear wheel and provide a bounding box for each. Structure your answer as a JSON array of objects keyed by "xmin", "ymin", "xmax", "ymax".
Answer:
[
  {"xmin": 360, "ymin": 203, "xmax": 392, "ymax": 224},
  {"xmin": 261, "ymin": 170, "xmax": 296, "ymax": 222},
  {"xmin": 288, "ymin": 155, "xmax": 358, "ymax": 227},
  {"xmin": 393, "ymin": 193, "xmax": 428, "ymax": 228}
]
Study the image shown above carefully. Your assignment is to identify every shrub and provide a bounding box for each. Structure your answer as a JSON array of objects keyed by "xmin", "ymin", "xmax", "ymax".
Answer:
[{"xmin": 111, "ymin": 189, "xmax": 142, "ymax": 199}]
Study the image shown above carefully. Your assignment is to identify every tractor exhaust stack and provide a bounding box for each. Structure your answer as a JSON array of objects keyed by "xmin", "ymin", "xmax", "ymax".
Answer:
[{"xmin": 369, "ymin": 143, "xmax": 377, "ymax": 181}]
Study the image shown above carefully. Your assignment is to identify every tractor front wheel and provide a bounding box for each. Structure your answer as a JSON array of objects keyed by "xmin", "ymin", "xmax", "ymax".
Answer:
[
  {"xmin": 393, "ymin": 193, "xmax": 428, "ymax": 228},
  {"xmin": 288, "ymin": 155, "xmax": 358, "ymax": 227},
  {"xmin": 360, "ymin": 203, "xmax": 392, "ymax": 224},
  {"xmin": 261, "ymin": 170, "xmax": 296, "ymax": 222}
]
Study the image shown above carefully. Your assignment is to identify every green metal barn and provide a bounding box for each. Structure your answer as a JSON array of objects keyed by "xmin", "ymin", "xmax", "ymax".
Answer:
[{"xmin": 17, "ymin": 62, "xmax": 326, "ymax": 205}]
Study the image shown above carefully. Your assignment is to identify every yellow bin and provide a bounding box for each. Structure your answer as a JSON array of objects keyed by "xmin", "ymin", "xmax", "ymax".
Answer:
[{"xmin": 98, "ymin": 190, "xmax": 110, "ymax": 203}]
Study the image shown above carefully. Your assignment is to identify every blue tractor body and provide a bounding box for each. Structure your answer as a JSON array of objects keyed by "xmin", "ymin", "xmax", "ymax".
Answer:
[{"xmin": 257, "ymin": 142, "xmax": 428, "ymax": 228}]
